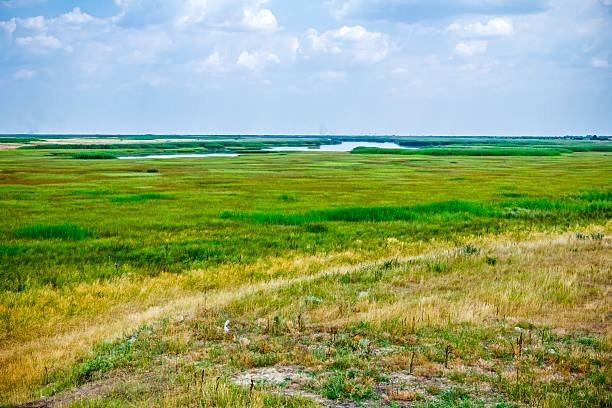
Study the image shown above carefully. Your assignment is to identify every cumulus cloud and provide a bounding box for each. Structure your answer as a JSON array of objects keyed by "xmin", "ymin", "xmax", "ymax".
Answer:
[
  {"xmin": 20, "ymin": 15, "xmax": 45, "ymax": 30},
  {"xmin": 448, "ymin": 18, "xmax": 514, "ymax": 36},
  {"xmin": 60, "ymin": 7, "xmax": 94, "ymax": 24},
  {"xmin": 199, "ymin": 51, "xmax": 224, "ymax": 71},
  {"xmin": 242, "ymin": 4, "xmax": 278, "ymax": 31},
  {"xmin": 13, "ymin": 68, "xmax": 36, "ymax": 79},
  {"xmin": 306, "ymin": 25, "xmax": 390, "ymax": 63},
  {"xmin": 16, "ymin": 34, "xmax": 65, "ymax": 50},
  {"xmin": 455, "ymin": 40, "xmax": 487, "ymax": 57},
  {"xmin": 327, "ymin": 0, "xmax": 549, "ymax": 22},
  {"xmin": 237, "ymin": 50, "xmax": 280, "ymax": 69},
  {"xmin": 112, "ymin": 0, "xmax": 278, "ymax": 30},
  {"xmin": 0, "ymin": 18, "xmax": 16, "ymax": 36}
]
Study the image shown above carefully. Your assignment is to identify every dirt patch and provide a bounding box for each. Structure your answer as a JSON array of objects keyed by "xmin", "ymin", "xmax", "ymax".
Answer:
[{"xmin": 230, "ymin": 365, "xmax": 513, "ymax": 408}]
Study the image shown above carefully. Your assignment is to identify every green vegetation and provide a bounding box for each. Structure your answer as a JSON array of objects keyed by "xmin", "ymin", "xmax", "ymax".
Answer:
[
  {"xmin": 0, "ymin": 138, "xmax": 610, "ymax": 407},
  {"xmin": 13, "ymin": 223, "xmax": 91, "ymax": 240},
  {"xmin": 0, "ymin": 137, "xmax": 40, "ymax": 143},
  {"xmin": 110, "ymin": 193, "xmax": 169, "ymax": 203},
  {"xmin": 20, "ymin": 139, "xmax": 337, "ymax": 154},
  {"xmin": 221, "ymin": 195, "xmax": 611, "ymax": 225},
  {"xmin": 352, "ymin": 147, "xmax": 566, "ymax": 156},
  {"xmin": 72, "ymin": 152, "xmax": 118, "ymax": 160}
]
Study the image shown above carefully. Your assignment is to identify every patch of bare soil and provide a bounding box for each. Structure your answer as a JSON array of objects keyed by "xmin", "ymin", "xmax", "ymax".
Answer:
[{"xmin": 230, "ymin": 365, "xmax": 513, "ymax": 407}]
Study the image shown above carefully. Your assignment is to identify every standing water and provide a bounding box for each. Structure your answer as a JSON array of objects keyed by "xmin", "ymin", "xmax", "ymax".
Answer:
[{"xmin": 267, "ymin": 142, "xmax": 412, "ymax": 152}]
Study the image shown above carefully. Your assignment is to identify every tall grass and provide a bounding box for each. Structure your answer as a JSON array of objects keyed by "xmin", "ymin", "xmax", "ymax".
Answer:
[
  {"xmin": 0, "ymin": 137, "xmax": 40, "ymax": 143},
  {"xmin": 110, "ymin": 193, "xmax": 169, "ymax": 203},
  {"xmin": 220, "ymin": 196, "xmax": 611, "ymax": 225},
  {"xmin": 20, "ymin": 139, "xmax": 336, "ymax": 151},
  {"xmin": 71, "ymin": 152, "xmax": 117, "ymax": 160},
  {"xmin": 221, "ymin": 206, "xmax": 419, "ymax": 225},
  {"xmin": 14, "ymin": 223, "xmax": 91, "ymax": 240},
  {"xmin": 352, "ymin": 147, "xmax": 566, "ymax": 156},
  {"xmin": 580, "ymin": 189, "xmax": 612, "ymax": 202}
]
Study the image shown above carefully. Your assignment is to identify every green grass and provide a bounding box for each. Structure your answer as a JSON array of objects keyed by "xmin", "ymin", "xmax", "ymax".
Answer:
[
  {"xmin": 71, "ymin": 152, "xmax": 118, "ymax": 160},
  {"xmin": 352, "ymin": 147, "xmax": 566, "ymax": 156},
  {"xmin": 110, "ymin": 193, "xmax": 169, "ymax": 203},
  {"xmin": 13, "ymin": 223, "xmax": 91, "ymax": 240},
  {"xmin": 0, "ymin": 141, "xmax": 610, "ymax": 407},
  {"xmin": 220, "ymin": 196, "xmax": 611, "ymax": 225},
  {"xmin": 0, "ymin": 137, "xmax": 40, "ymax": 143},
  {"xmin": 20, "ymin": 139, "xmax": 337, "ymax": 152}
]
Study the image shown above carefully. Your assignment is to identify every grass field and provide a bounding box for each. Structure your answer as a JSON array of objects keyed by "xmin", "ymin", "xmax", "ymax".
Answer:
[{"xmin": 0, "ymin": 140, "xmax": 610, "ymax": 407}]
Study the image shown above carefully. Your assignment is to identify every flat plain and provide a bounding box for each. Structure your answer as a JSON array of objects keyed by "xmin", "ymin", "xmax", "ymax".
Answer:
[{"xmin": 0, "ymin": 139, "xmax": 610, "ymax": 407}]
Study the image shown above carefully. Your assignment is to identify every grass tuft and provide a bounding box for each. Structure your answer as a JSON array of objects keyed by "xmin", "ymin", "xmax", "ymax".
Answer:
[
  {"xmin": 14, "ymin": 223, "xmax": 91, "ymax": 240},
  {"xmin": 110, "ymin": 193, "xmax": 169, "ymax": 203},
  {"xmin": 71, "ymin": 152, "xmax": 118, "ymax": 160}
]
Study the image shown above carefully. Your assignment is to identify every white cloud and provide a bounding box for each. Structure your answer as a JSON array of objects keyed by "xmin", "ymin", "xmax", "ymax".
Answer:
[
  {"xmin": 113, "ymin": 0, "xmax": 278, "ymax": 29},
  {"xmin": 0, "ymin": 18, "xmax": 16, "ymax": 36},
  {"xmin": 242, "ymin": 5, "xmax": 278, "ymax": 31},
  {"xmin": 237, "ymin": 50, "xmax": 280, "ymax": 70},
  {"xmin": 20, "ymin": 15, "xmax": 46, "ymax": 30},
  {"xmin": 60, "ymin": 7, "xmax": 94, "ymax": 24},
  {"xmin": 448, "ymin": 18, "xmax": 514, "ymax": 36},
  {"xmin": 16, "ymin": 34, "xmax": 64, "ymax": 49},
  {"xmin": 455, "ymin": 41, "xmax": 488, "ymax": 57},
  {"xmin": 13, "ymin": 69, "xmax": 36, "ymax": 79},
  {"xmin": 306, "ymin": 25, "xmax": 390, "ymax": 63},
  {"xmin": 175, "ymin": 0, "xmax": 208, "ymax": 25},
  {"xmin": 113, "ymin": 0, "xmax": 209, "ymax": 27},
  {"xmin": 591, "ymin": 57, "xmax": 609, "ymax": 68},
  {"xmin": 195, "ymin": 51, "xmax": 226, "ymax": 72}
]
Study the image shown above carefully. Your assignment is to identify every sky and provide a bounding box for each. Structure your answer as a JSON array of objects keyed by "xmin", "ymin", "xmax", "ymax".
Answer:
[{"xmin": 0, "ymin": 0, "xmax": 611, "ymax": 135}]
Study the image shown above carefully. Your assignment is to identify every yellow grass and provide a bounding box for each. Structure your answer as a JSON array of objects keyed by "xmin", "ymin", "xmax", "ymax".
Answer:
[{"xmin": 1, "ymin": 225, "xmax": 611, "ymax": 403}]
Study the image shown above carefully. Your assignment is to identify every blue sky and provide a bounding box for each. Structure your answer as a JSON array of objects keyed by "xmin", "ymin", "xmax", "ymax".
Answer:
[{"xmin": 0, "ymin": 0, "xmax": 611, "ymax": 135}]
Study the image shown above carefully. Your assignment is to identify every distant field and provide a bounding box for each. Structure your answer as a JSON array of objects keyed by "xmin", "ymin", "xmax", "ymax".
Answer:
[{"xmin": 0, "ymin": 140, "xmax": 610, "ymax": 407}]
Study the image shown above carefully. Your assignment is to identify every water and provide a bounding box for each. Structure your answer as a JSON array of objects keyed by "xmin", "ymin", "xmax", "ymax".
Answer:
[
  {"xmin": 118, "ymin": 153, "xmax": 239, "ymax": 160},
  {"xmin": 267, "ymin": 141, "xmax": 412, "ymax": 152},
  {"xmin": 117, "ymin": 142, "xmax": 411, "ymax": 159}
]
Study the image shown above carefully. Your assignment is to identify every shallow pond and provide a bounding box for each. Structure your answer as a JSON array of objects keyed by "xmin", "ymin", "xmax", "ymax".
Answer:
[
  {"xmin": 117, "ymin": 142, "xmax": 411, "ymax": 159},
  {"xmin": 118, "ymin": 153, "xmax": 240, "ymax": 159},
  {"xmin": 266, "ymin": 141, "xmax": 412, "ymax": 152}
]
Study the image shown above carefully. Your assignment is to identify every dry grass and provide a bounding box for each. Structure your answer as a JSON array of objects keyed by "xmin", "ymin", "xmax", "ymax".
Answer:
[{"xmin": 2, "ymin": 225, "xmax": 610, "ymax": 404}]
